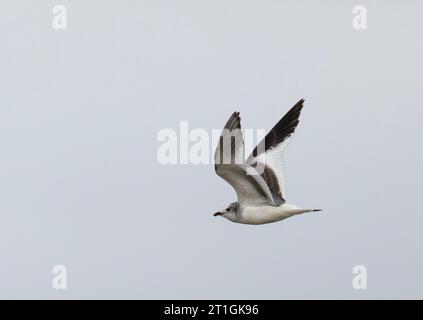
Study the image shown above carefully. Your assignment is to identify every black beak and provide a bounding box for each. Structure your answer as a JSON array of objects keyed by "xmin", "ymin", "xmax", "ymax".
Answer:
[{"xmin": 213, "ymin": 212, "xmax": 223, "ymax": 216}]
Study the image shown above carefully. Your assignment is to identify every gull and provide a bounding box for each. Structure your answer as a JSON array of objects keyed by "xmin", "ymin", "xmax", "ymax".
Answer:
[{"xmin": 213, "ymin": 99, "xmax": 321, "ymax": 225}]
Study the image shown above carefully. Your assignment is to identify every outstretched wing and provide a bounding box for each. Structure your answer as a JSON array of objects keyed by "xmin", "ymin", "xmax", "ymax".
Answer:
[
  {"xmin": 247, "ymin": 99, "xmax": 304, "ymax": 204},
  {"xmin": 214, "ymin": 112, "xmax": 244, "ymax": 166},
  {"xmin": 214, "ymin": 112, "xmax": 275, "ymax": 207}
]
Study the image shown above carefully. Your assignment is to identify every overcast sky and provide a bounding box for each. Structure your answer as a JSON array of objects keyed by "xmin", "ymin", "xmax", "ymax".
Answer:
[{"xmin": 0, "ymin": 0, "xmax": 422, "ymax": 299}]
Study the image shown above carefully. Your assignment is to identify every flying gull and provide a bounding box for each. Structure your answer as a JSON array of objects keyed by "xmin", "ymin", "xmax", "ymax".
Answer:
[{"xmin": 213, "ymin": 99, "xmax": 321, "ymax": 225}]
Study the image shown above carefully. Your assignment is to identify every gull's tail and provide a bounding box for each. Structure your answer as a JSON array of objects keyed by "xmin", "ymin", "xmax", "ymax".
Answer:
[
  {"xmin": 283, "ymin": 204, "xmax": 323, "ymax": 215},
  {"xmin": 295, "ymin": 208, "xmax": 323, "ymax": 214}
]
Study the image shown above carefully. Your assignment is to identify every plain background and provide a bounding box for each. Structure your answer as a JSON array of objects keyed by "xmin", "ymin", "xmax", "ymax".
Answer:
[{"xmin": 0, "ymin": 0, "xmax": 422, "ymax": 299}]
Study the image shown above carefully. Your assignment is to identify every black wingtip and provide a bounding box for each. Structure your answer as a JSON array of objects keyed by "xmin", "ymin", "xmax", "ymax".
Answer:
[
  {"xmin": 291, "ymin": 98, "xmax": 305, "ymax": 112},
  {"xmin": 248, "ymin": 98, "xmax": 306, "ymax": 159},
  {"xmin": 294, "ymin": 98, "xmax": 304, "ymax": 106},
  {"xmin": 223, "ymin": 111, "xmax": 242, "ymax": 131}
]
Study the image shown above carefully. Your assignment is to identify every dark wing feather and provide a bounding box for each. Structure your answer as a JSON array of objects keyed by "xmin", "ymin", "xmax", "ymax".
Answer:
[
  {"xmin": 220, "ymin": 112, "xmax": 242, "ymax": 164},
  {"xmin": 215, "ymin": 112, "xmax": 275, "ymax": 206},
  {"xmin": 249, "ymin": 99, "xmax": 304, "ymax": 158},
  {"xmin": 247, "ymin": 99, "xmax": 305, "ymax": 203}
]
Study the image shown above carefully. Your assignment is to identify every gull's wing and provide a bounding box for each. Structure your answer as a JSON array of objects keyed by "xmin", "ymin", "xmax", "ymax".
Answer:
[
  {"xmin": 214, "ymin": 112, "xmax": 275, "ymax": 206},
  {"xmin": 247, "ymin": 99, "xmax": 304, "ymax": 204},
  {"xmin": 215, "ymin": 112, "xmax": 244, "ymax": 165}
]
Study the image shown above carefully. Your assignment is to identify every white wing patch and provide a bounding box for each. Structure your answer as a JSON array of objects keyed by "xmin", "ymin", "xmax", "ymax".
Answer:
[{"xmin": 248, "ymin": 135, "xmax": 293, "ymax": 200}]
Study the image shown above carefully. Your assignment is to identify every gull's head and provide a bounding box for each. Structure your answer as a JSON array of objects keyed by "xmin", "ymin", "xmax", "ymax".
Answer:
[{"xmin": 213, "ymin": 202, "xmax": 238, "ymax": 221}]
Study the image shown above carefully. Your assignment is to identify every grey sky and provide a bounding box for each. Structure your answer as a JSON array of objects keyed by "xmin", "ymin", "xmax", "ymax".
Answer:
[{"xmin": 0, "ymin": 0, "xmax": 422, "ymax": 299}]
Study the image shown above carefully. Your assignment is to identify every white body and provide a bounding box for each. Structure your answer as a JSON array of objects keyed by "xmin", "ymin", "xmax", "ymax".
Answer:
[{"xmin": 224, "ymin": 204, "xmax": 315, "ymax": 225}]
